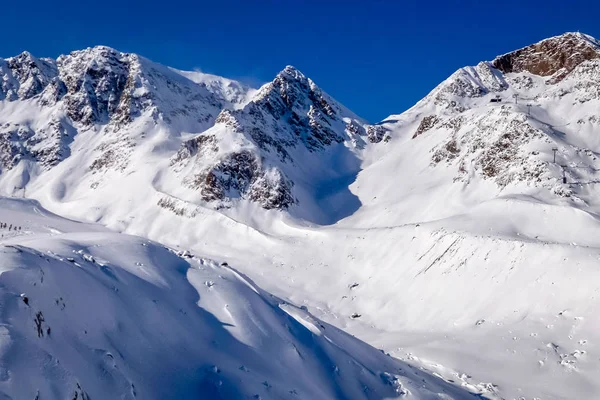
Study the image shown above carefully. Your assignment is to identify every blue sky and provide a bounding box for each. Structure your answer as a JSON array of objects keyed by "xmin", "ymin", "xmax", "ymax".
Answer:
[{"xmin": 1, "ymin": 0, "xmax": 598, "ymax": 122}]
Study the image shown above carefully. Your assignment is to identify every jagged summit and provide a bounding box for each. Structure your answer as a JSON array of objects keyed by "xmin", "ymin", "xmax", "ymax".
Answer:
[
  {"xmin": 58, "ymin": 45, "xmax": 122, "ymax": 59},
  {"xmin": 492, "ymin": 31, "xmax": 600, "ymax": 81},
  {"xmin": 277, "ymin": 65, "xmax": 306, "ymax": 80},
  {"xmin": 168, "ymin": 63, "xmax": 375, "ymax": 217},
  {"xmin": 254, "ymin": 65, "xmax": 321, "ymax": 110}
]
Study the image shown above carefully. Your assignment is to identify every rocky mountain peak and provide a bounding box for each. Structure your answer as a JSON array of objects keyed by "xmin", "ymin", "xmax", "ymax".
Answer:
[
  {"xmin": 223, "ymin": 65, "xmax": 351, "ymax": 153},
  {"xmin": 56, "ymin": 46, "xmax": 133, "ymax": 125},
  {"xmin": 492, "ymin": 32, "xmax": 600, "ymax": 82},
  {"xmin": 255, "ymin": 65, "xmax": 316, "ymax": 110},
  {"xmin": 252, "ymin": 65, "xmax": 342, "ymax": 125},
  {"xmin": 277, "ymin": 65, "xmax": 307, "ymax": 82},
  {"xmin": 10, "ymin": 50, "xmax": 36, "ymax": 64},
  {"xmin": 57, "ymin": 45, "xmax": 124, "ymax": 62},
  {"xmin": 169, "ymin": 64, "xmax": 375, "ymax": 213},
  {"xmin": 52, "ymin": 46, "xmax": 225, "ymax": 128},
  {"xmin": 1, "ymin": 51, "xmax": 57, "ymax": 101},
  {"xmin": 402, "ymin": 32, "xmax": 600, "ymax": 203}
]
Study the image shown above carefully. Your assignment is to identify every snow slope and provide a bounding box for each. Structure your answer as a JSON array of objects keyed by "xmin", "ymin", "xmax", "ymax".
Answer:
[
  {"xmin": 0, "ymin": 32, "xmax": 600, "ymax": 399},
  {"xmin": 173, "ymin": 68, "xmax": 258, "ymax": 108},
  {"xmin": 0, "ymin": 197, "xmax": 477, "ymax": 399}
]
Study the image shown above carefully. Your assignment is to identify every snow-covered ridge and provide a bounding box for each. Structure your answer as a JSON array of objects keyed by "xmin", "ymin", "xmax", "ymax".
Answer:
[
  {"xmin": 0, "ymin": 47, "xmax": 384, "ymax": 220},
  {"xmin": 2, "ymin": 46, "xmax": 226, "ymax": 128},
  {"xmin": 172, "ymin": 67, "xmax": 258, "ymax": 108}
]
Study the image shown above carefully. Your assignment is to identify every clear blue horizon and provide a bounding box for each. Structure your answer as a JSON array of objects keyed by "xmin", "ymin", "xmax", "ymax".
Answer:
[{"xmin": 1, "ymin": 0, "xmax": 598, "ymax": 122}]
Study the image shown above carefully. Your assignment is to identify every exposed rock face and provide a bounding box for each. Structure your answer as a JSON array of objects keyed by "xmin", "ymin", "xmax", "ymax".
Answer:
[
  {"xmin": 367, "ymin": 125, "xmax": 388, "ymax": 143},
  {"xmin": 492, "ymin": 32, "xmax": 600, "ymax": 82},
  {"xmin": 540, "ymin": 59, "xmax": 600, "ymax": 103},
  {"xmin": 194, "ymin": 150, "xmax": 260, "ymax": 201},
  {"xmin": 171, "ymin": 134, "xmax": 219, "ymax": 165},
  {"xmin": 0, "ymin": 125, "xmax": 34, "ymax": 169},
  {"xmin": 174, "ymin": 146, "xmax": 295, "ymax": 209},
  {"xmin": 58, "ymin": 47, "xmax": 131, "ymax": 125},
  {"xmin": 247, "ymin": 168, "xmax": 295, "ymax": 209},
  {"xmin": 413, "ymin": 115, "xmax": 440, "ymax": 139},
  {"xmin": 429, "ymin": 105, "xmax": 552, "ymax": 188},
  {"xmin": 0, "ymin": 46, "xmax": 228, "ymax": 130},
  {"xmin": 244, "ymin": 65, "xmax": 371, "ymax": 153},
  {"xmin": 1, "ymin": 52, "xmax": 58, "ymax": 101},
  {"xmin": 170, "ymin": 110, "xmax": 298, "ymax": 210},
  {"xmin": 250, "ymin": 66, "xmax": 347, "ymax": 151},
  {"xmin": 0, "ymin": 118, "xmax": 75, "ymax": 170},
  {"xmin": 55, "ymin": 47, "xmax": 225, "ymax": 127},
  {"xmin": 89, "ymin": 136, "xmax": 136, "ymax": 174}
]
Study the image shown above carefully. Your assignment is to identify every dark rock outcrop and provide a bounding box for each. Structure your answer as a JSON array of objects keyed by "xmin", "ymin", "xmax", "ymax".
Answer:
[
  {"xmin": 182, "ymin": 150, "xmax": 295, "ymax": 209},
  {"xmin": 413, "ymin": 115, "xmax": 440, "ymax": 139},
  {"xmin": 366, "ymin": 125, "xmax": 387, "ymax": 143},
  {"xmin": 0, "ymin": 52, "xmax": 58, "ymax": 101},
  {"xmin": 492, "ymin": 32, "xmax": 600, "ymax": 82},
  {"xmin": 250, "ymin": 66, "xmax": 347, "ymax": 151}
]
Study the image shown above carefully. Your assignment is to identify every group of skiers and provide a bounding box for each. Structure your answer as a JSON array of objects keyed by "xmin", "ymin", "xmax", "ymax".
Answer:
[{"xmin": 0, "ymin": 223, "xmax": 21, "ymax": 231}]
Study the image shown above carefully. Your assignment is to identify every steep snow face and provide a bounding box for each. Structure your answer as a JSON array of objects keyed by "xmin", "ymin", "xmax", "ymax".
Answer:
[
  {"xmin": 173, "ymin": 68, "xmax": 258, "ymax": 108},
  {"xmin": 310, "ymin": 33, "xmax": 600, "ymax": 399},
  {"xmin": 0, "ymin": 197, "xmax": 476, "ymax": 400},
  {"xmin": 410, "ymin": 62, "xmax": 509, "ymax": 114}
]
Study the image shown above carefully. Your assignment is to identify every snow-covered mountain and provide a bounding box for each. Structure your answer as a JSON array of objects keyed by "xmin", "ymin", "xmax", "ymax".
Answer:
[
  {"xmin": 365, "ymin": 31, "xmax": 600, "ymax": 225},
  {"xmin": 167, "ymin": 65, "xmax": 385, "ymax": 222},
  {"xmin": 0, "ymin": 47, "xmax": 380, "ymax": 225},
  {"xmin": 2, "ymin": 32, "xmax": 600, "ymax": 399}
]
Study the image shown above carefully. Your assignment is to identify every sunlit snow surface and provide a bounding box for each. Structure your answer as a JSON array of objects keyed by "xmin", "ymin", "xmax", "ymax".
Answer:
[{"xmin": 0, "ymin": 198, "xmax": 478, "ymax": 399}]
